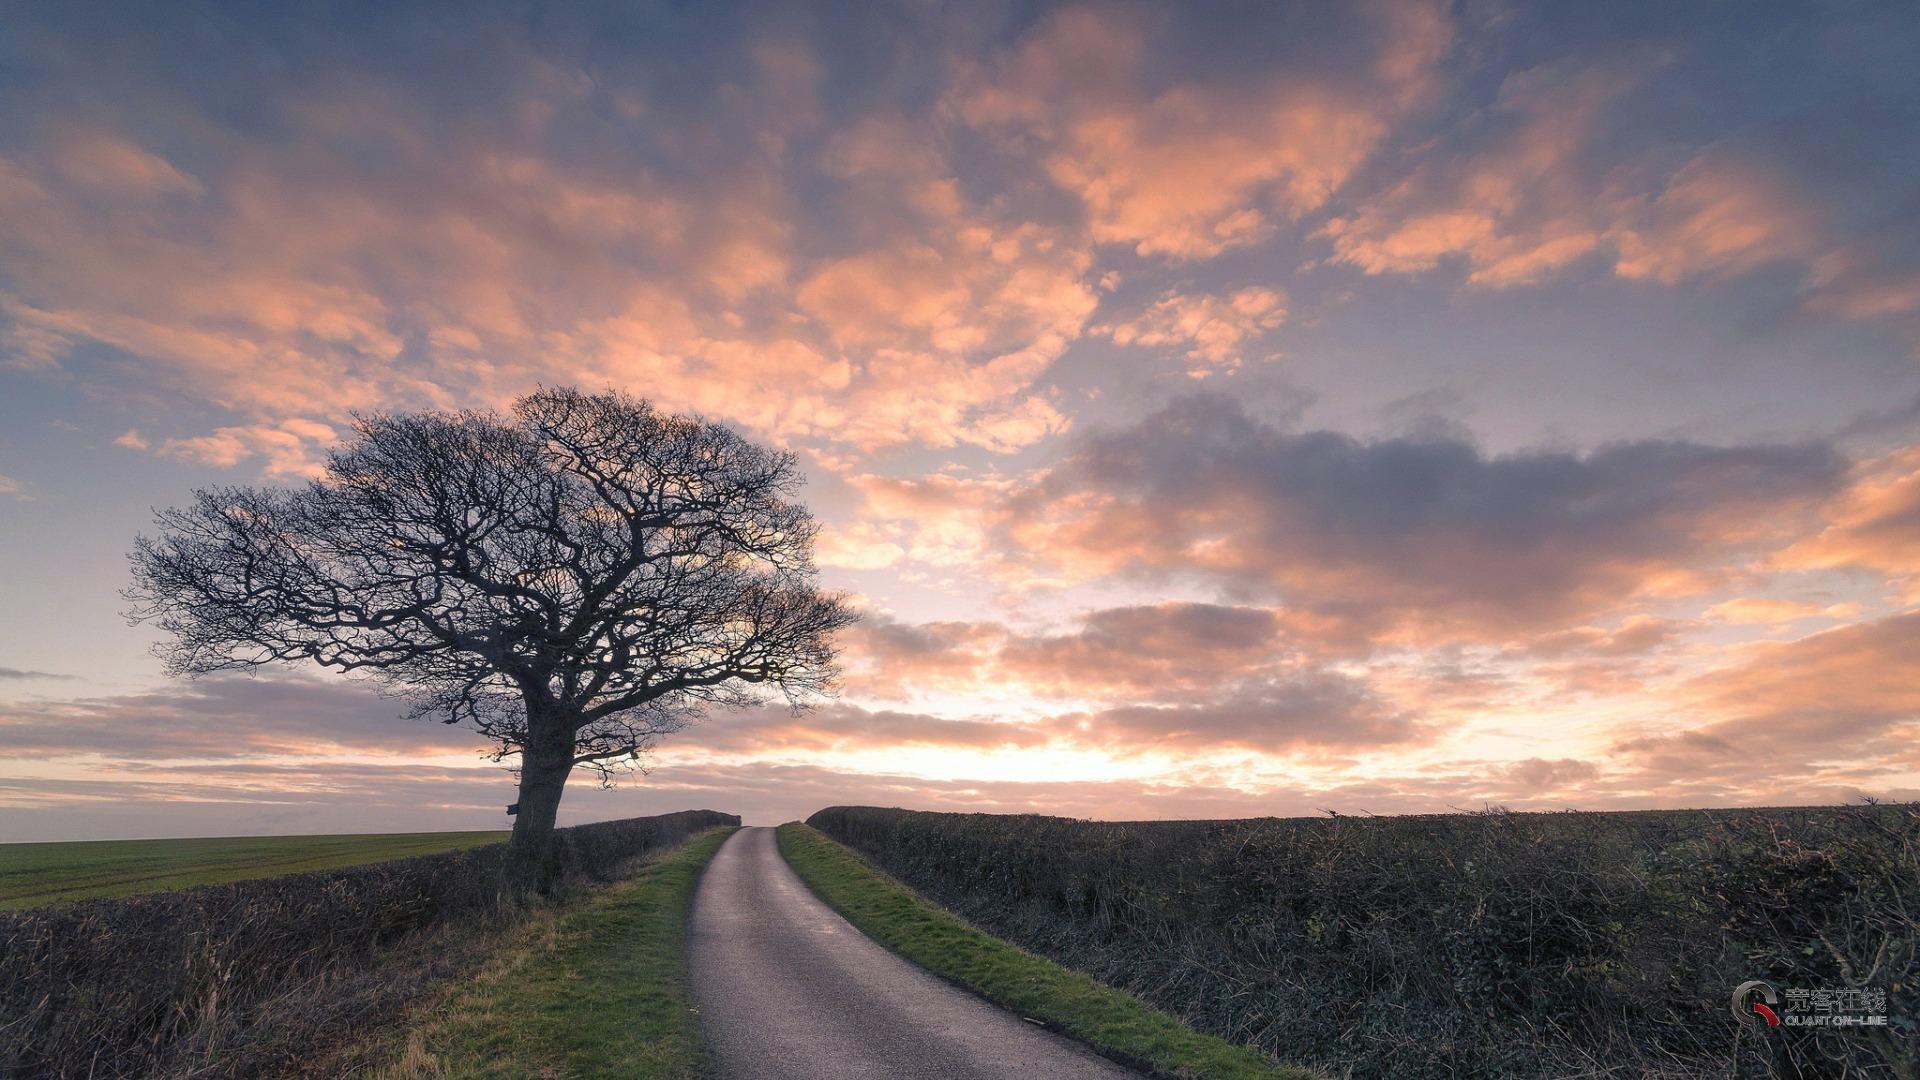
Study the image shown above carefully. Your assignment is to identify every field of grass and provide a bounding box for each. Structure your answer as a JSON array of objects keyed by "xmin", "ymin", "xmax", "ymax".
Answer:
[
  {"xmin": 0, "ymin": 830, "xmax": 508, "ymax": 909},
  {"xmin": 776, "ymin": 822, "xmax": 1319, "ymax": 1080},
  {"xmin": 356, "ymin": 825, "xmax": 737, "ymax": 1079}
]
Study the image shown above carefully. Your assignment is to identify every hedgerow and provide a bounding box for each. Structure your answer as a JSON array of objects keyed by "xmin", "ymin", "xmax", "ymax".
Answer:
[
  {"xmin": 0, "ymin": 809, "xmax": 737, "ymax": 1079},
  {"xmin": 808, "ymin": 804, "xmax": 1916, "ymax": 1079}
]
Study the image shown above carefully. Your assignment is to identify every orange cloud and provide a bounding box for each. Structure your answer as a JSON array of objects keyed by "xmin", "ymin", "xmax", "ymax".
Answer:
[
  {"xmin": 0, "ymin": 52, "xmax": 1100, "ymax": 468},
  {"xmin": 1605, "ymin": 612, "xmax": 1920, "ymax": 800},
  {"xmin": 1706, "ymin": 615, "xmax": 1920, "ymax": 738},
  {"xmin": 1704, "ymin": 597, "xmax": 1861, "ymax": 626},
  {"xmin": 1095, "ymin": 287, "xmax": 1286, "ymax": 376},
  {"xmin": 836, "ymin": 471, "xmax": 1017, "ymax": 571},
  {"xmin": 813, "ymin": 521, "xmax": 907, "ymax": 571},
  {"xmin": 697, "ymin": 704, "xmax": 1048, "ymax": 755},
  {"xmin": 1612, "ymin": 150, "xmax": 1823, "ymax": 284},
  {"xmin": 1315, "ymin": 51, "xmax": 1920, "ymax": 355},
  {"xmin": 1521, "ymin": 615, "xmax": 1692, "ymax": 659},
  {"xmin": 155, "ymin": 419, "xmax": 340, "ymax": 478},
  {"xmin": 1318, "ymin": 56, "xmax": 1844, "ymax": 294},
  {"xmin": 1320, "ymin": 55, "xmax": 1656, "ymax": 285},
  {"xmin": 1774, "ymin": 446, "xmax": 1920, "ymax": 601},
  {"xmin": 955, "ymin": 2, "xmax": 1448, "ymax": 260}
]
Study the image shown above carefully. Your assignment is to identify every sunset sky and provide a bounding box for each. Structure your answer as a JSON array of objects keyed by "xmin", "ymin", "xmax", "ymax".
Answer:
[{"xmin": 3, "ymin": 0, "xmax": 1919, "ymax": 840}]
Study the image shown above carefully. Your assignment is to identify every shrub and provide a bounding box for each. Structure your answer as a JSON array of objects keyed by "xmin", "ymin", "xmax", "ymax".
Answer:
[
  {"xmin": 809, "ymin": 804, "xmax": 1916, "ymax": 1079},
  {"xmin": 0, "ymin": 809, "xmax": 738, "ymax": 1079}
]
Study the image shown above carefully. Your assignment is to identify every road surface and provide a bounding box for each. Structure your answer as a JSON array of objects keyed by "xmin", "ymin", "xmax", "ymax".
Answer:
[{"xmin": 687, "ymin": 826, "xmax": 1143, "ymax": 1080}]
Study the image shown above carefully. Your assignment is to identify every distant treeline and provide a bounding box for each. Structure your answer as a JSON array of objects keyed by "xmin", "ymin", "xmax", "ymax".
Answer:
[
  {"xmin": 809, "ymin": 804, "xmax": 1917, "ymax": 1079},
  {"xmin": 0, "ymin": 809, "xmax": 738, "ymax": 1079}
]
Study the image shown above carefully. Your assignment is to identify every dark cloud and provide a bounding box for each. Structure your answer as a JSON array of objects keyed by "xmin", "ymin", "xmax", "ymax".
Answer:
[
  {"xmin": 838, "ymin": 616, "xmax": 1003, "ymax": 698},
  {"xmin": 700, "ymin": 675, "xmax": 1422, "ymax": 758},
  {"xmin": 0, "ymin": 666, "xmax": 72, "ymax": 680},
  {"xmin": 0, "ymin": 675, "xmax": 481, "ymax": 761},
  {"xmin": 698, "ymin": 703, "xmax": 1047, "ymax": 754},
  {"xmin": 1000, "ymin": 394, "xmax": 1846, "ymax": 639},
  {"xmin": 1501, "ymin": 757, "xmax": 1601, "ymax": 792},
  {"xmin": 996, "ymin": 602, "xmax": 1289, "ymax": 699},
  {"xmin": 0, "ymin": 764, "xmax": 518, "ymax": 842},
  {"xmin": 1059, "ymin": 672, "xmax": 1419, "ymax": 754},
  {"xmin": 845, "ymin": 601, "xmax": 1388, "ymax": 707},
  {"xmin": 1611, "ymin": 731, "xmax": 1739, "ymax": 758}
]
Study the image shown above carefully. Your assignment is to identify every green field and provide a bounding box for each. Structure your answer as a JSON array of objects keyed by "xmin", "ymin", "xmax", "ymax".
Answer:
[{"xmin": 0, "ymin": 830, "xmax": 509, "ymax": 909}]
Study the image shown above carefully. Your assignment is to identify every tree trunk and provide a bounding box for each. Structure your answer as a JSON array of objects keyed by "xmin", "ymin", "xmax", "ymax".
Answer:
[{"xmin": 500, "ymin": 710, "xmax": 576, "ymax": 903}]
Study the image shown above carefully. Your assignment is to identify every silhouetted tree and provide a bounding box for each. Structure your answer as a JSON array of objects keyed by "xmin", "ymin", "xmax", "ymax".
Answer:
[{"xmin": 129, "ymin": 387, "xmax": 855, "ymax": 897}]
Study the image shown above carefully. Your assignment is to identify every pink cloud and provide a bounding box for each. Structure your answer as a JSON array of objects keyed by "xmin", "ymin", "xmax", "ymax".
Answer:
[
  {"xmin": 1320, "ymin": 55, "xmax": 1658, "ymax": 286},
  {"xmin": 50, "ymin": 132, "xmax": 204, "ymax": 197},
  {"xmin": 955, "ymin": 2, "xmax": 1449, "ymax": 260},
  {"xmin": 1774, "ymin": 446, "xmax": 1920, "ymax": 600},
  {"xmin": 155, "ymin": 419, "xmax": 339, "ymax": 478},
  {"xmin": 0, "ymin": 56, "xmax": 1101, "ymax": 467},
  {"xmin": 1613, "ymin": 149, "xmax": 1824, "ymax": 284},
  {"xmin": 1316, "ymin": 51, "xmax": 1920, "ymax": 353},
  {"xmin": 1095, "ymin": 287, "xmax": 1286, "ymax": 376},
  {"xmin": 1704, "ymin": 597, "xmax": 1861, "ymax": 626},
  {"xmin": 1607, "ymin": 612, "xmax": 1920, "ymax": 797}
]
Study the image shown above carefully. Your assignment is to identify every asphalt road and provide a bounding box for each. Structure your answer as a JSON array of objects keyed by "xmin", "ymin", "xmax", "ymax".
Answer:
[{"xmin": 687, "ymin": 826, "xmax": 1143, "ymax": 1080}]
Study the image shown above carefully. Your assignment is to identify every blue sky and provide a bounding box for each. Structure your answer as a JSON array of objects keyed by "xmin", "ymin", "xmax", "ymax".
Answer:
[{"xmin": 2, "ymin": 0, "xmax": 1918, "ymax": 838}]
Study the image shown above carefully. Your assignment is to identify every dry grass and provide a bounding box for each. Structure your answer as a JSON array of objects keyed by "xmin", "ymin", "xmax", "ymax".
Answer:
[
  {"xmin": 1, "ymin": 811, "xmax": 738, "ymax": 1079},
  {"xmin": 810, "ymin": 803, "xmax": 1918, "ymax": 1080},
  {"xmin": 344, "ymin": 827, "xmax": 735, "ymax": 1080}
]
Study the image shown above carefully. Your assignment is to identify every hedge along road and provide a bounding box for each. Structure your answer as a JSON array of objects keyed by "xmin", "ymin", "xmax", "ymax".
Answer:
[{"xmin": 687, "ymin": 826, "xmax": 1142, "ymax": 1080}]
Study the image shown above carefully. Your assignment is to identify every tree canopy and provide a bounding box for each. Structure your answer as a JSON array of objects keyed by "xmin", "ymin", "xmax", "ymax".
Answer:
[{"xmin": 130, "ymin": 387, "xmax": 855, "ymax": 891}]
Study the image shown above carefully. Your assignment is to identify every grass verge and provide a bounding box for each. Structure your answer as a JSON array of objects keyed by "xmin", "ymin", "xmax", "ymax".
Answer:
[
  {"xmin": 0, "ymin": 830, "xmax": 509, "ymax": 909},
  {"xmin": 775, "ymin": 822, "xmax": 1321, "ymax": 1080},
  {"xmin": 353, "ymin": 826, "xmax": 736, "ymax": 1080}
]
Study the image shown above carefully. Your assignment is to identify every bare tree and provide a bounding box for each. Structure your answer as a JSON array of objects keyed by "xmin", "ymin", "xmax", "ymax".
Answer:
[{"xmin": 129, "ymin": 387, "xmax": 856, "ymax": 896}]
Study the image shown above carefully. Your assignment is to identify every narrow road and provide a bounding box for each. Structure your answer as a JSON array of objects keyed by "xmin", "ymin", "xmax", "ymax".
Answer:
[{"xmin": 687, "ymin": 827, "xmax": 1143, "ymax": 1080}]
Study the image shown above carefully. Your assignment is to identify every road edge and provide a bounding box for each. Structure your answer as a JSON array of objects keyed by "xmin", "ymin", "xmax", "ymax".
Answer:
[{"xmin": 775, "ymin": 821, "xmax": 1323, "ymax": 1080}]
